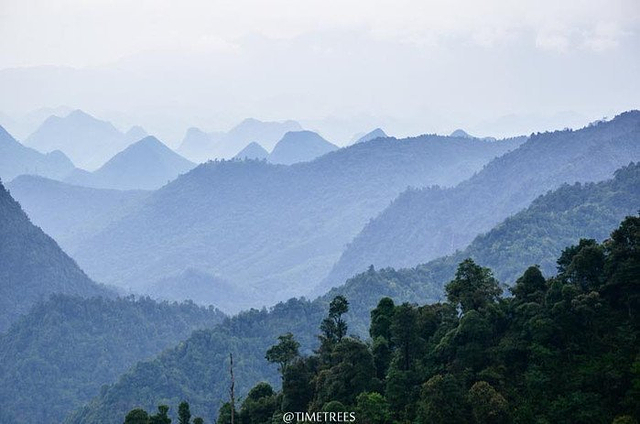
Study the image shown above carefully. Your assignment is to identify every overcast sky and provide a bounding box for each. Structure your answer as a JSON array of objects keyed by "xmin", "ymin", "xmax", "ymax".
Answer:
[{"xmin": 1, "ymin": 0, "xmax": 639, "ymax": 144}]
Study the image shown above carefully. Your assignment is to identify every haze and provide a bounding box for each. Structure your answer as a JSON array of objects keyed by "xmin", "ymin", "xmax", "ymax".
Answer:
[{"xmin": 1, "ymin": 0, "xmax": 639, "ymax": 144}]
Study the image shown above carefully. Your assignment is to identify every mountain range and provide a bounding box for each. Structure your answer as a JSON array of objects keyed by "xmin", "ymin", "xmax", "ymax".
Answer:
[
  {"xmin": 0, "ymin": 124, "xmax": 75, "ymax": 182},
  {"xmin": 25, "ymin": 110, "xmax": 143, "ymax": 171},
  {"xmin": 64, "ymin": 136, "xmax": 195, "ymax": 190},
  {"xmin": 321, "ymin": 111, "xmax": 640, "ymax": 289},
  {"xmin": 64, "ymin": 133, "xmax": 522, "ymax": 309},
  {"xmin": 353, "ymin": 128, "xmax": 388, "ymax": 144},
  {"xmin": 177, "ymin": 118, "xmax": 303, "ymax": 162}
]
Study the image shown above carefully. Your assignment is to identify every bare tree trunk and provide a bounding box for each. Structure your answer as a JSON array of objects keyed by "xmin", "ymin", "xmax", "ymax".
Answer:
[{"xmin": 230, "ymin": 353, "xmax": 235, "ymax": 424}]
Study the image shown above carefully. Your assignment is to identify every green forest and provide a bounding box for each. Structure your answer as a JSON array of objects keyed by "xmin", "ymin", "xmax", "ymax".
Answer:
[{"xmin": 126, "ymin": 214, "xmax": 639, "ymax": 423}]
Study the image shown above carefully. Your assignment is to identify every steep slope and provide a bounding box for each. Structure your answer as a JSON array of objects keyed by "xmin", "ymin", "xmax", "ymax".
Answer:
[
  {"xmin": 0, "ymin": 124, "xmax": 75, "ymax": 181},
  {"xmin": 0, "ymin": 295, "xmax": 225, "ymax": 424},
  {"xmin": 268, "ymin": 131, "xmax": 338, "ymax": 164},
  {"xmin": 64, "ymin": 136, "xmax": 195, "ymax": 190},
  {"xmin": 0, "ymin": 181, "xmax": 114, "ymax": 332},
  {"xmin": 233, "ymin": 141, "xmax": 269, "ymax": 160},
  {"xmin": 323, "ymin": 111, "xmax": 640, "ymax": 288},
  {"xmin": 25, "ymin": 110, "xmax": 129, "ymax": 170},
  {"xmin": 354, "ymin": 128, "xmax": 387, "ymax": 144},
  {"xmin": 71, "ymin": 134, "xmax": 523, "ymax": 309},
  {"xmin": 7, "ymin": 175, "xmax": 149, "ymax": 254}
]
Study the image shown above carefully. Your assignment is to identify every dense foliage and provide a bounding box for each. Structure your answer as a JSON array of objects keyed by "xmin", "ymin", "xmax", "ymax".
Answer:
[
  {"xmin": 0, "ymin": 295, "xmax": 225, "ymax": 424},
  {"xmin": 232, "ymin": 215, "xmax": 640, "ymax": 424},
  {"xmin": 0, "ymin": 180, "xmax": 114, "ymax": 332},
  {"xmin": 325, "ymin": 110, "xmax": 640, "ymax": 288}
]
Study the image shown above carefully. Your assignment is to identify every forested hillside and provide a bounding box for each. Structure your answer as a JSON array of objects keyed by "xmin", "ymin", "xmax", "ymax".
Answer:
[
  {"xmin": 222, "ymin": 214, "xmax": 640, "ymax": 424},
  {"xmin": 0, "ymin": 295, "xmax": 225, "ymax": 424},
  {"xmin": 318, "ymin": 161, "xmax": 640, "ymax": 296},
  {"xmin": 71, "ymin": 133, "xmax": 522, "ymax": 309},
  {"xmin": 7, "ymin": 175, "xmax": 149, "ymax": 254},
  {"xmin": 0, "ymin": 181, "xmax": 114, "ymax": 331},
  {"xmin": 324, "ymin": 111, "xmax": 640, "ymax": 288},
  {"xmin": 68, "ymin": 215, "xmax": 640, "ymax": 424}
]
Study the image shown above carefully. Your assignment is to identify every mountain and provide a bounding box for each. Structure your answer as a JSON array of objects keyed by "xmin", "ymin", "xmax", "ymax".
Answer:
[
  {"xmin": 25, "ymin": 110, "xmax": 129, "ymax": 170},
  {"xmin": 354, "ymin": 128, "xmax": 388, "ymax": 144},
  {"xmin": 7, "ymin": 175, "xmax": 149, "ymax": 254},
  {"xmin": 0, "ymin": 124, "xmax": 75, "ymax": 181},
  {"xmin": 0, "ymin": 295, "xmax": 225, "ymax": 424},
  {"xmin": 268, "ymin": 131, "xmax": 338, "ymax": 164},
  {"xmin": 0, "ymin": 181, "xmax": 114, "ymax": 332},
  {"xmin": 145, "ymin": 269, "xmax": 254, "ymax": 314},
  {"xmin": 68, "ymin": 134, "xmax": 523, "ymax": 310},
  {"xmin": 177, "ymin": 119, "xmax": 303, "ymax": 162},
  {"xmin": 0, "ymin": 106, "xmax": 73, "ymax": 140},
  {"xmin": 233, "ymin": 142, "xmax": 269, "ymax": 160},
  {"xmin": 176, "ymin": 127, "xmax": 224, "ymax": 163},
  {"xmin": 225, "ymin": 118, "xmax": 303, "ymax": 153},
  {"xmin": 123, "ymin": 125, "xmax": 147, "ymax": 144},
  {"xmin": 64, "ymin": 136, "xmax": 195, "ymax": 190},
  {"xmin": 322, "ymin": 111, "xmax": 640, "ymax": 289},
  {"xmin": 450, "ymin": 129, "xmax": 474, "ymax": 138},
  {"xmin": 320, "ymin": 161, "xmax": 640, "ymax": 296}
]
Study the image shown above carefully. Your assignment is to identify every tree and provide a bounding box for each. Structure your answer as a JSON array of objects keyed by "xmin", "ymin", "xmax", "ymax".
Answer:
[
  {"xmin": 239, "ymin": 382, "xmax": 277, "ymax": 424},
  {"xmin": 446, "ymin": 259, "xmax": 502, "ymax": 313},
  {"xmin": 356, "ymin": 392, "xmax": 391, "ymax": 424},
  {"xmin": 193, "ymin": 419, "xmax": 204, "ymax": 424},
  {"xmin": 467, "ymin": 381, "xmax": 510, "ymax": 424},
  {"xmin": 282, "ymin": 357, "xmax": 317, "ymax": 412},
  {"xmin": 124, "ymin": 408, "xmax": 150, "ymax": 424},
  {"xmin": 510, "ymin": 266, "xmax": 546, "ymax": 303},
  {"xmin": 320, "ymin": 296, "xmax": 349, "ymax": 343},
  {"xmin": 370, "ymin": 297, "xmax": 394, "ymax": 340},
  {"xmin": 416, "ymin": 374, "xmax": 469, "ymax": 424},
  {"xmin": 178, "ymin": 402, "xmax": 191, "ymax": 424},
  {"xmin": 265, "ymin": 333, "xmax": 300, "ymax": 379},
  {"xmin": 390, "ymin": 303, "xmax": 418, "ymax": 371},
  {"xmin": 149, "ymin": 405, "xmax": 171, "ymax": 424},
  {"xmin": 216, "ymin": 403, "xmax": 236, "ymax": 424}
]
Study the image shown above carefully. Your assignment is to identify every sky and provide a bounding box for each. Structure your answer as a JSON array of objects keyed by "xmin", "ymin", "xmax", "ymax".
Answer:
[{"xmin": 0, "ymin": 0, "xmax": 639, "ymax": 145}]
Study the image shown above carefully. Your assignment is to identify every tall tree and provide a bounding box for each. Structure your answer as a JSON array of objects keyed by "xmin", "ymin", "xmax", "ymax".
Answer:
[
  {"xmin": 445, "ymin": 259, "xmax": 502, "ymax": 313},
  {"xmin": 178, "ymin": 402, "xmax": 191, "ymax": 424},
  {"xmin": 265, "ymin": 333, "xmax": 300, "ymax": 379}
]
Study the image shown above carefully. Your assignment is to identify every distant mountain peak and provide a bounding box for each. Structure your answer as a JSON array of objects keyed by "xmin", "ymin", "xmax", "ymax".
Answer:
[
  {"xmin": 268, "ymin": 130, "xmax": 338, "ymax": 165},
  {"xmin": 233, "ymin": 141, "xmax": 269, "ymax": 160},
  {"xmin": 450, "ymin": 129, "xmax": 474, "ymax": 138},
  {"xmin": 355, "ymin": 128, "xmax": 388, "ymax": 144}
]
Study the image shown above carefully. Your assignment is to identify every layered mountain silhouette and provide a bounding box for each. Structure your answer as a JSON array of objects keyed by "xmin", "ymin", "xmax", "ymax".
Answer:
[
  {"xmin": 267, "ymin": 130, "xmax": 338, "ymax": 164},
  {"xmin": 176, "ymin": 127, "xmax": 224, "ymax": 163},
  {"xmin": 322, "ymin": 111, "xmax": 640, "ymax": 289},
  {"xmin": 177, "ymin": 118, "xmax": 303, "ymax": 162},
  {"xmin": 64, "ymin": 136, "xmax": 195, "ymax": 190},
  {"xmin": 233, "ymin": 142, "xmax": 269, "ymax": 160},
  {"xmin": 8, "ymin": 175, "xmax": 150, "ymax": 254},
  {"xmin": 0, "ymin": 181, "xmax": 114, "ymax": 332},
  {"xmin": 123, "ymin": 125, "xmax": 147, "ymax": 144},
  {"xmin": 354, "ymin": 128, "xmax": 388, "ymax": 144},
  {"xmin": 25, "ymin": 110, "xmax": 130, "ymax": 170},
  {"xmin": 65, "ymin": 133, "xmax": 523, "ymax": 309},
  {"xmin": 0, "ymin": 124, "xmax": 75, "ymax": 181}
]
